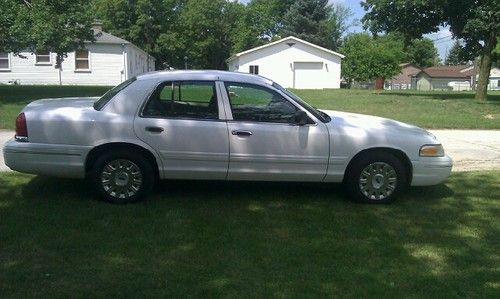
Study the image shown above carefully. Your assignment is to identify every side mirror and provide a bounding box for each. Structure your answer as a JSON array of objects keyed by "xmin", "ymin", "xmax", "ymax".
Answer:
[{"xmin": 294, "ymin": 110, "xmax": 309, "ymax": 126}]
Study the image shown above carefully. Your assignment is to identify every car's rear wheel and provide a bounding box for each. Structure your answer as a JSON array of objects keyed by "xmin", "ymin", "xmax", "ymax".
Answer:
[
  {"xmin": 345, "ymin": 151, "xmax": 407, "ymax": 204},
  {"xmin": 91, "ymin": 151, "xmax": 154, "ymax": 203}
]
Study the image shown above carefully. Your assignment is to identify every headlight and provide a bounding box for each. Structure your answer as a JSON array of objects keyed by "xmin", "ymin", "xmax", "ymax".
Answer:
[{"xmin": 420, "ymin": 144, "xmax": 445, "ymax": 157}]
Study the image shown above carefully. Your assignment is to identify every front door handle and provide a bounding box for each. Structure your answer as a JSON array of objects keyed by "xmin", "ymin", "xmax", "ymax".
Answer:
[
  {"xmin": 232, "ymin": 130, "xmax": 252, "ymax": 137},
  {"xmin": 145, "ymin": 126, "xmax": 164, "ymax": 133}
]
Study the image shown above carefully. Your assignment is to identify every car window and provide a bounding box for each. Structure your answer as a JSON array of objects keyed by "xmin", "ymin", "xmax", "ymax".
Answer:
[
  {"xmin": 225, "ymin": 82, "xmax": 299, "ymax": 123},
  {"xmin": 143, "ymin": 81, "xmax": 218, "ymax": 120},
  {"xmin": 94, "ymin": 77, "xmax": 136, "ymax": 110}
]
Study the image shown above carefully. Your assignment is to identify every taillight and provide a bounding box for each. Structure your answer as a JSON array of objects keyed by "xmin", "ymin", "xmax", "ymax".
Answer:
[{"xmin": 15, "ymin": 112, "xmax": 28, "ymax": 141}]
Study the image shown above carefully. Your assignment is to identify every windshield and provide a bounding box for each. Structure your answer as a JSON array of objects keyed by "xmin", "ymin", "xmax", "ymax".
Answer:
[
  {"xmin": 272, "ymin": 83, "xmax": 331, "ymax": 123},
  {"xmin": 93, "ymin": 77, "xmax": 137, "ymax": 110}
]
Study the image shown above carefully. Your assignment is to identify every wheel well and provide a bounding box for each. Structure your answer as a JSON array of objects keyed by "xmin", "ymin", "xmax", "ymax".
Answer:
[
  {"xmin": 343, "ymin": 148, "xmax": 413, "ymax": 185},
  {"xmin": 85, "ymin": 143, "xmax": 160, "ymax": 180}
]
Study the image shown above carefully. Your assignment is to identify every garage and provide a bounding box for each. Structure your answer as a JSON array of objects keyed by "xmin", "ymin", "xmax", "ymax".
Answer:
[
  {"xmin": 293, "ymin": 62, "xmax": 324, "ymax": 89},
  {"xmin": 227, "ymin": 36, "xmax": 344, "ymax": 89}
]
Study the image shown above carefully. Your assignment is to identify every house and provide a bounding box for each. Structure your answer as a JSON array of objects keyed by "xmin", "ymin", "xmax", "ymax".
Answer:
[
  {"xmin": 0, "ymin": 25, "xmax": 155, "ymax": 86},
  {"xmin": 227, "ymin": 36, "xmax": 344, "ymax": 89},
  {"xmin": 485, "ymin": 67, "xmax": 500, "ymax": 90},
  {"xmin": 414, "ymin": 65, "xmax": 475, "ymax": 91},
  {"xmin": 385, "ymin": 63, "xmax": 421, "ymax": 90}
]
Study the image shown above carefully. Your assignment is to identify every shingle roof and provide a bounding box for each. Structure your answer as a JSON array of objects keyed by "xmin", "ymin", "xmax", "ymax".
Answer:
[
  {"xmin": 418, "ymin": 65, "xmax": 475, "ymax": 78},
  {"xmin": 227, "ymin": 36, "xmax": 345, "ymax": 62},
  {"xmin": 90, "ymin": 29, "xmax": 129, "ymax": 45}
]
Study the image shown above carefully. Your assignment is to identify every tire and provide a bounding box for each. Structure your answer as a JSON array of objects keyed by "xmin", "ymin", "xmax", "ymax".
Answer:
[
  {"xmin": 345, "ymin": 151, "xmax": 407, "ymax": 204},
  {"xmin": 91, "ymin": 150, "xmax": 154, "ymax": 203}
]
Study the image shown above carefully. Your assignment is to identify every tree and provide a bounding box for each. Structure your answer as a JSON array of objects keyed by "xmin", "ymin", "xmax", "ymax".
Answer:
[
  {"xmin": 362, "ymin": 0, "xmax": 500, "ymax": 101},
  {"xmin": 230, "ymin": 0, "xmax": 293, "ymax": 53},
  {"xmin": 3, "ymin": 0, "xmax": 95, "ymax": 68},
  {"xmin": 0, "ymin": 0, "xmax": 23, "ymax": 53},
  {"xmin": 280, "ymin": 0, "xmax": 351, "ymax": 50},
  {"xmin": 157, "ymin": 0, "xmax": 234, "ymax": 69},
  {"xmin": 405, "ymin": 38, "xmax": 440, "ymax": 68},
  {"xmin": 94, "ymin": 0, "xmax": 176, "ymax": 68},
  {"xmin": 320, "ymin": 3, "xmax": 354, "ymax": 50},
  {"xmin": 445, "ymin": 40, "xmax": 469, "ymax": 65},
  {"xmin": 340, "ymin": 33, "xmax": 405, "ymax": 83},
  {"xmin": 281, "ymin": 0, "xmax": 330, "ymax": 46}
]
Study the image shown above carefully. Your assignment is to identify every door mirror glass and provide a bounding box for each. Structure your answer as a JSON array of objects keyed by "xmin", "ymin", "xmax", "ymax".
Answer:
[{"xmin": 294, "ymin": 110, "xmax": 310, "ymax": 126}]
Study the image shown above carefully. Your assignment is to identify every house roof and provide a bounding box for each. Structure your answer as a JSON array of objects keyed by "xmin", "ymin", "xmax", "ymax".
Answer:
[
  {"xmin": 227, "ymin": 36, "xmax": 345, "ymax": 62},
  {"xmin": 91, "ymin": 29, "xmax": 130, "ymax": 45},
  {"xmin": 417, "ymin": 65, "xmax": 475, "ymax": 78}
]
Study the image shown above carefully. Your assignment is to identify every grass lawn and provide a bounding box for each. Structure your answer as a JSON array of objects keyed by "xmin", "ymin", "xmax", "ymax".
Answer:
[
  {"xmin": 0, "ymin": 85, "xmax": 111, "ymax": 130},
  {"xmin": 294, "ymin": 89, "xmax": 500, "ymax": 129},
  {"xmin": 0, "ymin": 85, "xmax": 499, "ymax": 130},
  {"xmin": 0, "ymin": 171, "xmax": 498, "ymax": 297}
]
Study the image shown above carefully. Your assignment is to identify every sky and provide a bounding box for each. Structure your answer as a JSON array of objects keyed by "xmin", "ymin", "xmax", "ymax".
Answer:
[{"xmin": 239, "ymin": 0, "xmax": 454, "ymax": 61}]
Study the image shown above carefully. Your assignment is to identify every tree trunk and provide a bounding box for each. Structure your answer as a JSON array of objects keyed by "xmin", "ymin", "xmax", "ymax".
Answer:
[{"xmin": 475, "ymin": 32, "xmax": 497, "ymax": 101}]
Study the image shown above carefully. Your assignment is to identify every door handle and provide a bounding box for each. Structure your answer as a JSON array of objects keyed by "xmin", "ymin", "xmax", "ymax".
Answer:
[
  {"xmin": 145, "ymin": 126, "xmax": 164, "ymax": 133},
  {"xmin": 232, "ymin": 130, "xmax": 252, "ymax": 136}
]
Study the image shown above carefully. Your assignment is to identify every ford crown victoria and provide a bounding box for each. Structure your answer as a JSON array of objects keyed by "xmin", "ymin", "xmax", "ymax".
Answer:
[{"xmin": 3, "ymin": 71, "xmax": 452, "ymax": 203}]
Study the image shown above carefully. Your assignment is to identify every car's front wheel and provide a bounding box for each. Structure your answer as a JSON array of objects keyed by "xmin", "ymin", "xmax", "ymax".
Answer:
[
  {"xmin": 345, "ymin": 151, "xmax": 407, "ymax": 204},
  {"xmin": 91, "ymin": 151, "xmax": 154, "ymax": 203}
]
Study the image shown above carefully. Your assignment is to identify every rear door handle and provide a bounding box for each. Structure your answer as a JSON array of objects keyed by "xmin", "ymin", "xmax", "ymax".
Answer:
[
  {"xmin": 232, "ymin": 130, "xmax": 252, "ymax": 137},
  {"xmin": 145, "ymin": 126, "xmax": 164, "ymax": 133}
]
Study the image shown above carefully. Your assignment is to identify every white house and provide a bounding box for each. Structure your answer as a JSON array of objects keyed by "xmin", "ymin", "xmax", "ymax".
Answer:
[
  {"xmin": 227, "ymin": 36, "xmax": 344, "ymax": 89},
  {"xmin": 486, "ymin": 67, "xmax": 500, "ymax": 90},
  {"xmin": 0, "ymin": 26, "xmax": 155, "ymax": 86}
]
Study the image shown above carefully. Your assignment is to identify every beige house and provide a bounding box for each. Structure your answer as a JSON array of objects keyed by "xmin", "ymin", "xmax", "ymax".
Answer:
[
  {"xmin": 386, "ymin": 63, "xmax": 421, "ymax": 90},
  {"xmin": 414, "ymin": 65, "xmax": 475, "ymax": 91}
]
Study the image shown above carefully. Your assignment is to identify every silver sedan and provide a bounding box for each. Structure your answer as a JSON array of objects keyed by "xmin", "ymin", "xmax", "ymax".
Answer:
[{"xmin": 3, "ymin": 71, "xmax": 452, "ymax": 203}]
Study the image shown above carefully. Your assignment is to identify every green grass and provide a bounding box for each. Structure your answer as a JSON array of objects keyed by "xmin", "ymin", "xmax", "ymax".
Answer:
[
  {"xmin": 0, "ymin": 85, "xmax": 111, "ymax": 130},
  {"xmin": 293, "ymin": 89, "xmax": 500, "ymax": 129},
  {"xmin": 1, "ymin": 171, "xmax": 499, "ymax": 297},
  {"xmin": 1, "ymin": 85, "xmax": 499, "ymax": 129}
]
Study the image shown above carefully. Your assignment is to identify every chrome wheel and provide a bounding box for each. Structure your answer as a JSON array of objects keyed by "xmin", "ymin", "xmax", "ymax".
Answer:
[
  {"xmin": 358, "ymin": 162, "xmax": 397, "ymax": 201},
  {"xmin": 100, "ymin": 159, "xmax": 143, "ymax": 200}
]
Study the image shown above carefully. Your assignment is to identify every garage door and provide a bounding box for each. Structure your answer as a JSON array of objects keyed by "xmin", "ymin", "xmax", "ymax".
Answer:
[{"xmin": 294, "ymin": 62, "xmax": 324, "ymax": 89}]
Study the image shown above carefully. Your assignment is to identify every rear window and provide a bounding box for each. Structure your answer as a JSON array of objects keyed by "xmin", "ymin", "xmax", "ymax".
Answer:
[{"xmin": 93, "ymin": 77, "xmax": 137, "ymax": 110}]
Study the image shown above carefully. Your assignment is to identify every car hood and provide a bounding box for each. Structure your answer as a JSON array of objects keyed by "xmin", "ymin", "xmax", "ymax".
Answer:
[
  {"xmin": 23, "ymin": 97, "xmax": 99, "ymax": 113},
  {"xmin": 321, "ymin": 109, "xmax": 428, "ymax": 136}
]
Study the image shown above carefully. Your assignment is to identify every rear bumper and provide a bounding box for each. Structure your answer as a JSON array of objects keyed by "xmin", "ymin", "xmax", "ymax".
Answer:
[
  {"xmin": 411, "ymin": 155, "xmax": 453, "ymax": 186},
  {"xmin": 3, "ymin": 139, "xmax": 91, "ymax": 178}
]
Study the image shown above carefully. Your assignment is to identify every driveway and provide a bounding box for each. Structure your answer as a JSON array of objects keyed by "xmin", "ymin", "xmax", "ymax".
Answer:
[
  {"xmin": 429, "ymin": 130, "xmax": 500, "ymax": 171},
  {"xmin": 1, "ymin": 129, "xmax": 499, "ymax": 172}
]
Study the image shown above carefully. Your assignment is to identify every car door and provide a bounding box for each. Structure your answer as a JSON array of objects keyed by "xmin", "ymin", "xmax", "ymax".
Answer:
[
  {"xmin": 134, "ymin": 80, "xmax": 229, "ymax": 180},
  {"xmin": 222, "ymin": 82, "xmax": 330, "ymax": 181}
]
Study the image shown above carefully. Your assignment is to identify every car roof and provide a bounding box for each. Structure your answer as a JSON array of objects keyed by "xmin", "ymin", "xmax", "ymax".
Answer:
[{"xmin": 136, "ymin": 70, "xmax": 274, "ymax": 86}]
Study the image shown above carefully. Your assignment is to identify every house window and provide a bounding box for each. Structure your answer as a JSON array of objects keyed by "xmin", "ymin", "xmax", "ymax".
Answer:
[
  {"xmin": 35, "ymin": 51, "xmax": 51, "ymax": 64},
  {"xmin": 0, "ymin": 52, "xmax": 10, "ymax": 70},
  {"xmin": 249, "ymin": 65, "xmax": 259, "ymax": 75},
  {"xmin": 75, "ymin": 49, "xmax": 90, "ymax": 71}
]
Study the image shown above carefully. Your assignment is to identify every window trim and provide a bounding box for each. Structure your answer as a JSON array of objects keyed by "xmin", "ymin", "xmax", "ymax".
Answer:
[
  {"xmin": 35, "ymin": 51, "xmax": 52, "ymax": 65},
  {"xmin": 74, "ymin": 49, "xmax": 91, "ymax": 72},
  {"xmin": 0, "ymin": 52, "xmax": 11, "ymax": 71},
  {"xmin": 140, "ymin": 80, "xmax": 221, "ymax": 121}
]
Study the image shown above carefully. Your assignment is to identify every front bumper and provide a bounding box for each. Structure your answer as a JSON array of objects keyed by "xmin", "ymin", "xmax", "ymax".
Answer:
[
  {"xmin": 3, "ymin": 138, "xmax": 91, "ymax": 178},
  {"xmin": 411, "ymin": 155, "xmax": 453, "ymax": 186}
]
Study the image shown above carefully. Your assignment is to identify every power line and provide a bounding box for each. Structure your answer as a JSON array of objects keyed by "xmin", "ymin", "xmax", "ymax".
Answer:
[{"xmin": 431, "ymin": 34, "xmax": 453, "ymax": 42}]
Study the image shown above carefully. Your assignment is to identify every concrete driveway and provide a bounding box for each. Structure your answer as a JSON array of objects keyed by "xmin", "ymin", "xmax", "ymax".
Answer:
[
  {"xmin": 429, "ymin": 130, "xmax": 500, "ymax": 171},
  {"xmin": 1, "ymin": 129, "xmax": 499, "ymax": 173}
]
